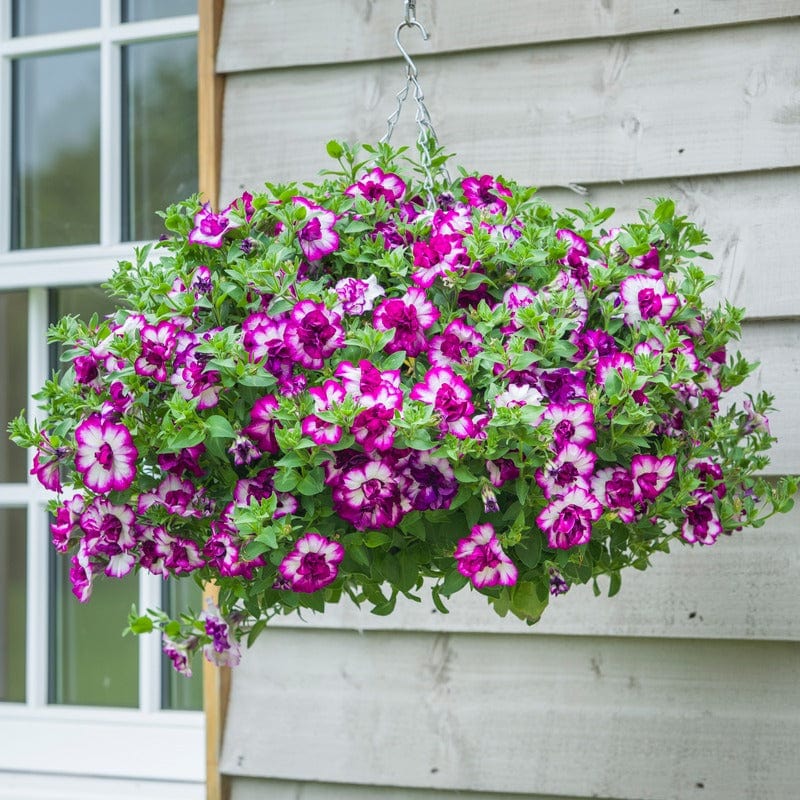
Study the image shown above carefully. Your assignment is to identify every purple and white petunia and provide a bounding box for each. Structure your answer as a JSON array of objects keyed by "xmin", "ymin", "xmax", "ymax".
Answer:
[
  {"xmin": 74, "ymin": 414, "xmax": 138, "ymax": 493},
  {"xmin": 200, "ymin": 601, "xmax": 241, "ymax": 667},
  {"xmin": 244, "ymin": 395, "xmax": 281, "ymax": 454},
  {"xmin": 293, "ymin": 197, "xmax": 339, "ymax": 261},
  {"xmin": 135, "ymin": 321, "xmax": 179, "ymax": 383},
  {"xmin": 332, "ymin": 457, "xmax": 411, "ymax": 530},
  {"xmin": 591, "ymin": 467, "xmax": 636, "ymax": 523},
  {"xmin": 539, "ymin": 402, "xmax": 596, "ymax": 451},
  {"xmin": 536, "ymin": 486, "xmax": 603, "ymax": 550},
  {"xmin": 373, "ymin": 287, "xmax": 440, "ymax": 357},
  {"xmin": 51, "ymin": 494, "xmax": 85, "ymax": 552},
  {"xmin": 454, "ymin": 523, "xmax": 517, "ymax": 589},
  {"xmin": 345, "ymin": 167, "xmax": 406, "ymax": 205},
  {"xmin": 302, "ymin": 380, "xmax": 346, "ymax": 446},
  {"xmin": 138, "ymin": 474, "xmax": 207, "ymax": 518},
  {"xmin": 410, "ymin": 366, "xmax": 475, "ymax": 439},
  {"xmin": 278, "ymin": 532, "xmax": 345, "ymax": 593},
  {"xmin": 486, "ymin": 458, "xmax": 520, "ymax": 488},
  {"xmin": 428, "ymin": 318, "xmax": 483, "ymax": 368},
  {"xmin": 189, "ymin": 203, "xmax": 236, "ymax": 248},
  {"xmin": 333, "ymin": 275, "xmax": 385, "ymax": 316},
  {"xmin": 285, "ymin": 300, "xmax": 345, "ymax": 370},
  {"xmin": 495, "ymin": 383, "xmax": 544, "ymax": 410},
  {"xmin": 461, "ymin": 175, "xmax": 512, "ymax": 215},
  {"xmin": 535, "ymin": 442, "xmax": 596, "ymax": 499},
  {"xmin": 680, "ymin": 490, "xmax": 722, "ymax": 545},
  {"xmin": 411, "ymin": 234, "xmax": 470, "ymax": 288},
  {"xmin": 630, "ymin": 454, "xmax": 676, "ymax": 503},
  {"xmin": 335, "ymin": 360, "xmax": 402, "ymax": 405},
  {"xmin": 619, "ymin": 275, "xmax": 679, "ymax": 325},
  {"xmin": 400, "ymin": 449, "xmax": 458, "ymax": 512}
]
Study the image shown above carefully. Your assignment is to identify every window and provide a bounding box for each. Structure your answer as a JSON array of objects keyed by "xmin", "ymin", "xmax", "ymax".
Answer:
[{"xmin": 0, "ymin": 2, "xmax": 204, "ymax": 796}]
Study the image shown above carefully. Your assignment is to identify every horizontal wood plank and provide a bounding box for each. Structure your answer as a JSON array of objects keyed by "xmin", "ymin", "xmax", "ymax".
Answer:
[
  {"xmin": 218, "ymin": 0, "xmax": 800, "ymax": 72},
  {"xmin": 221, "ymin": 20, "xmax": 800, "ymax": 188},
  {"xmin": 265, "ymin": 501, "xmax": 800, "ymax": 641},
  {"xmin": 230, "ymin": 777, "xmax": 591, "ymax": 800},
  {"xmin": 221, "ymin": 630, "xmax": 800, "ymax": 799},
  {"xmin": 736, "ymin": 320, "xmax": 800, "ymax": 475}
]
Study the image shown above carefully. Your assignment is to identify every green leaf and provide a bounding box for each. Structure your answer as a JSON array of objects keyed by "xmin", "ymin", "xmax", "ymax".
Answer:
[
  {"xmin": 205, "ymin": 415, "xmax": 235, "ymax": 439},
  {"xmin": 508, "ymin": 580, "xmax": 549, "ymax": 624},
  {"xmin": 129, "ymin": 616, "xmax": 153, "ymax": 635},
  {"xmin": 514, "ymin": 535, "xmax": 542, "ymax": 569},
  {"xmin": 364, "ymin": 531, "xmax": 392, "ymax": 548},
  {"xmin": 297, "ymin": 468, "xmax": 324, "ymax": 496},
  {"xmin": 326, "ymin": 140, "xmax": 344, "ymax": 159},
  {"xmin": 608, "ymin": 570, "xmax": 622, "ymax": 598},
  {"xmin": 440, "ymin": 569, "xmax": 469, "ymax": 597}
]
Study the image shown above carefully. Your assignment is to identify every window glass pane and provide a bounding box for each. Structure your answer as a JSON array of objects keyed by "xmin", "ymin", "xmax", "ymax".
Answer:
[
  {"xmin": 122, "ymin": 0, "xmax": 197, "ymax": 22},
  {"xmin": 50, "ymin": 555, "xmax": 139, "ymax": 707},
  {"xmin": 0, "ymin": 291, "xmax": 29, "ymax": 483},
  {"xmin": 12, "ymin": 0, "xmax": 100, "ymax": 37},
  {"xmin": 0, "ymin": 509, "xmax": 27, "ymax": 703},
  {"xmin": 49, "ymin": 287, "xmax": 136, "ymax": 707},
  {"xmin": 122, "ymin": 36, "xmax": 198, "ymax": 241},
  {"xmin": 162, "ymin": 580, "xmax": 203, "ymax": 711},
  {"xmin": 12, "ymin": 50, "xmax": 101, "ymax": 249}
]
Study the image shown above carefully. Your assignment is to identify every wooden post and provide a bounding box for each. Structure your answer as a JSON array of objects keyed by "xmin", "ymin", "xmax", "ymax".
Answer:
[
  {"xmin": 198, "ymin": 0, "xmax": 225, "ymax": 209},
  {"xmin": 198, "ymin": 3, "xmax": 227, "ymax": 800}
]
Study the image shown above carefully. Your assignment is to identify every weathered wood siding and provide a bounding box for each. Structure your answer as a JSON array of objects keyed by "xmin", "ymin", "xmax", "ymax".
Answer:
[{"xmin": 216, "ymin": 2, "xmax": 800, "ymax": 798}]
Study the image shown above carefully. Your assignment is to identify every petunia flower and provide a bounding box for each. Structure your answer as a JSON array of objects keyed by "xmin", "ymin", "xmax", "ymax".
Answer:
[
  {"xmin": 345, "ymin": 167, "xmax": 406, "ymax": 204},
  {"xmin": 536, "ymin": 486, "xmax": 603, "ymax": 550},
  {"xmin": 680, "ymin": 490, "xmax": 722, "ymax": 545},
  {"xmin": 428, "ymin": 318, "xmax": 483, "ymax": 368},
  {"xmin": 293, "ymin": 197, "xmax": 339, "ymax": 261},
  {"xmin": 74, "ymin": 414, "xmax": 138, "ymax": 493},
  {"xmin": 454, "ymin": 523, "xmax": 517, "ymax": 589},
  {"xmin": 333, "ymin": 275, "xmax": 385, "ymax": 316},
  {"xmin": 278, "ymin": 533, "xmax": 345, "ymax": 593},
  {"xmin": 461, "ymin": 175, "xmax": 511, "ymax": 214},
  {"xmin": 285, "ymin": 300, "xmax": 345, "ymax": 370},
  {"xmin": 619, "ymin": 275, "xmax": 679, "ymax": 325},
  {"xmin": 539, "ymin": 402, "xmax": 596, "ymax": 451},
  {"xmin": 373, "ymin": 287, "xmax": 439, "ymax": 357},
  {"xmin": 410, "ymin": 366, "xmax": 475, "ymax": 439},
  {"xmin": 535, "ymin": 442, "xmax": 596, "ymax": 499},
  {"xmin": 630, "ymin": 454, "xmax": 676, "ymax": 503}
]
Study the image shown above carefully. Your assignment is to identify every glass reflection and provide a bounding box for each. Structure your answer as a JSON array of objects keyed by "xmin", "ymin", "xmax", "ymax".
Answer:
[
  {"xmin": 122, "ymin": 37, "xmax": 198, "ymax": 241},
  {"xmin": 0, "ymin": 509, "xmax": 27, "ymax": 703},
  {"xmin": 0, "ymin": 292, "xmax": 29, "ymax": 483},
  {"xmin": 122, "ymin": 0, "xmax": 197, "ymax": 22},
  {"xmin": 162, "ymin": 579, "xmax": 203, "ymax": 710},
  {"xmin": 12, "ymin": 0, "xmax": 99, "ymax": 37},
  {"xmin": 12, "ymin": 51, "xmax": 101, "ymax": 249}
]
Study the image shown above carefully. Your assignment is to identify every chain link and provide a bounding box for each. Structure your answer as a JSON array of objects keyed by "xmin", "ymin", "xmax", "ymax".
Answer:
[{"xmin": 380, "ymin": 4, "xmax": 449, "ymax": 206}]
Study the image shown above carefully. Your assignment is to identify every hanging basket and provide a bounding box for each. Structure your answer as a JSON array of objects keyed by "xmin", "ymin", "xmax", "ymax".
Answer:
[{"xmin": 11, "ymin": 138, "xmax": 796, "ymax": 673}]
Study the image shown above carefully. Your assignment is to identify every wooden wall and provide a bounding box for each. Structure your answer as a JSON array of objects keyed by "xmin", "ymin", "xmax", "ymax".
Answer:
[{"xmin": 214, "ymin": 2, "xmax": 800, "ymax": 798}]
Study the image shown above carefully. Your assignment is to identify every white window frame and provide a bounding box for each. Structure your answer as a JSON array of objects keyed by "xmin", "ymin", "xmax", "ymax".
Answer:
[{"xmin": 0, "ymin": 3, "xmax": 204, "ymax": 796}]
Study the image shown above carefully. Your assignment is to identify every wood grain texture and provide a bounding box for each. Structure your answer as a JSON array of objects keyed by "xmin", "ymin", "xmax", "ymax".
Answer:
[
  {"xmin": 220, "ymin": 19, "xmax": 800, "ymax": 187},
  {"xmin": 198, "ymin": 0, "xmax": 225, "ymax": 208},
  {"xmin": 263, "ymin": 501, "xmax": 800, "ymax": 642},
  {"xmin": 221, "ymin": 630, "xmax": 800, "ymax": 799},
  {"xmin": 217, "ymin": 0, "xmax": 800, "ymax": 72},
  {"xmin": 736, "ymin": 320, "xmax": 800, "ymax": 476},
  {"xmin": 230, "ymin": 777, "xmax": 592, "ymax": 800}
]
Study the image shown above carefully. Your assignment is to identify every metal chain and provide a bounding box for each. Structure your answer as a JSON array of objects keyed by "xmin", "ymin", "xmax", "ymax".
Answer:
[{"xmin": 380, "ymin": 0, "xmax": 447, "ymax": 205}]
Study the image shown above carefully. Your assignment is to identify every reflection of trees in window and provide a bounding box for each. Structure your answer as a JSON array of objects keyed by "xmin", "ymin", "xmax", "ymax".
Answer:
[
  {"xmin": 12, "ymin": 50, "xmax": 101, "ymax": 249},
  {"xmin": 123, "ymin": 36, "xmax": 198, "ymax": 241}
]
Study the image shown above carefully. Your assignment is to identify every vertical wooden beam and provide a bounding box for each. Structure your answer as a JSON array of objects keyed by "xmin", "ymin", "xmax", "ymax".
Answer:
[
  {"xmin": 203, "ymin": 583, "xmax": 231, "ymax": 800},
  {"xmin": 198, "ymin": 5, "xmax": 228, "ymax": 800},
  {"xmin": 198, "ymin": 0, "xmax": 225, "ymax": 208}
]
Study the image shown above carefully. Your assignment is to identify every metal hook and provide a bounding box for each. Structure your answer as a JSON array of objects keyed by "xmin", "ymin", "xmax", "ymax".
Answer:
[
  {"xmin": 394, "ymin": 18, "xmax": 429, "ymax": 78},
  {"xmin": 404, "ymin": 0, "xmax": 417, "ymax": 24}
]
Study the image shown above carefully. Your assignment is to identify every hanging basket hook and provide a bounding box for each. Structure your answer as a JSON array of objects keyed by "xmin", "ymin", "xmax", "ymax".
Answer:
[{"xmin": 394, "ymin": 16, "xmax": 429, "ymax": 79}]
